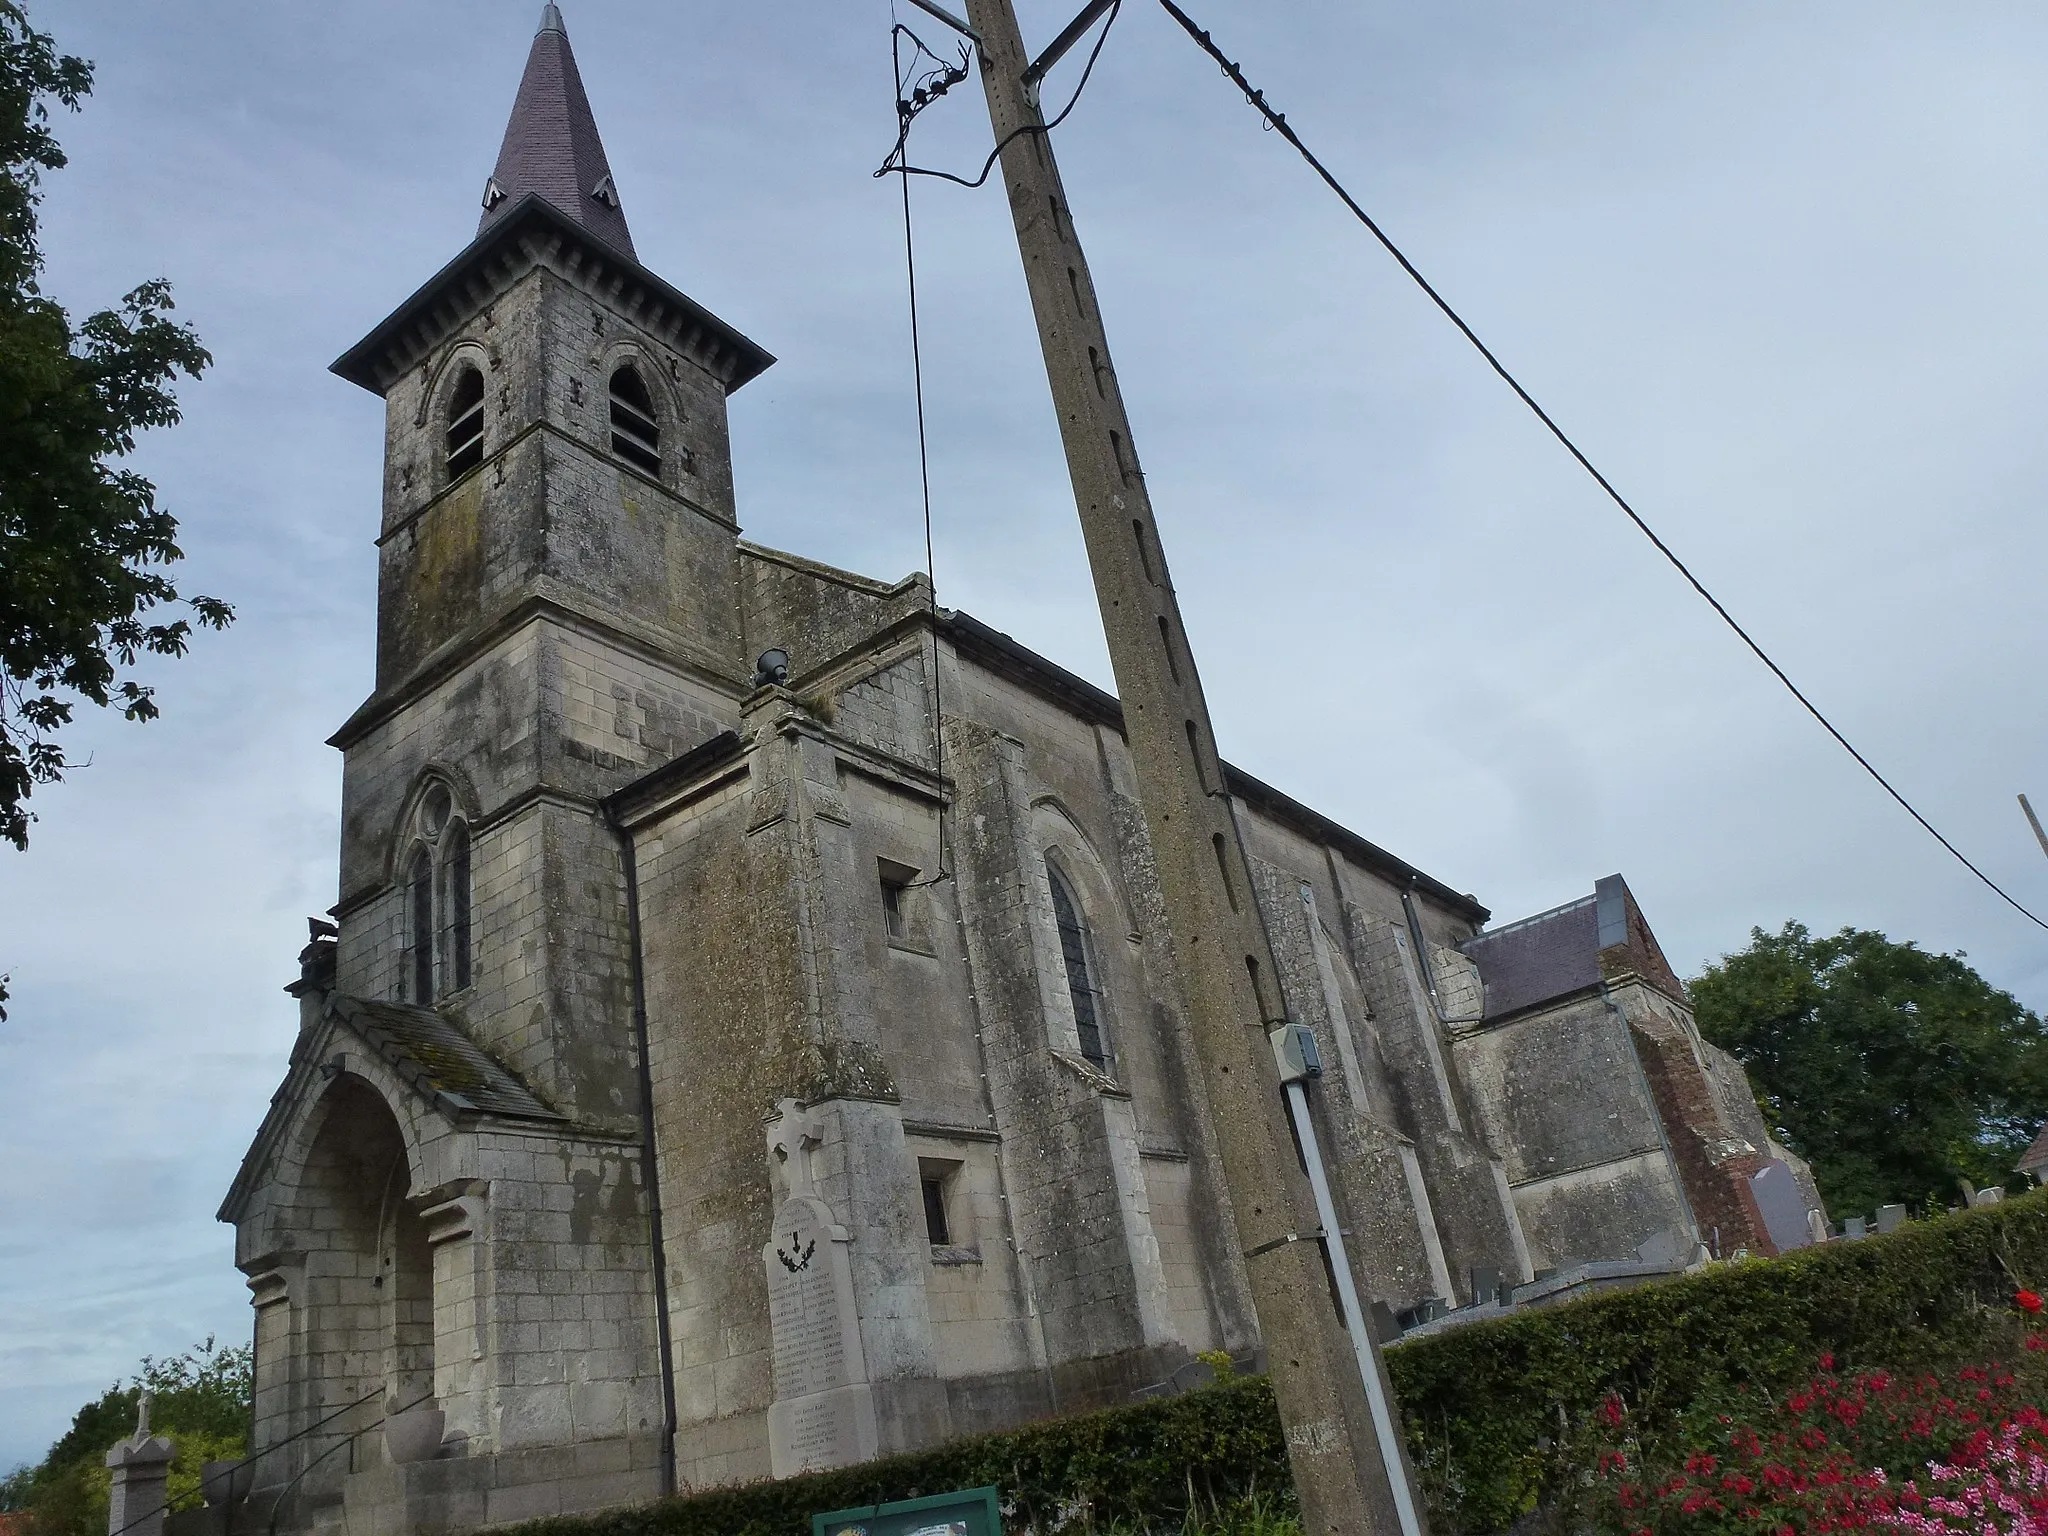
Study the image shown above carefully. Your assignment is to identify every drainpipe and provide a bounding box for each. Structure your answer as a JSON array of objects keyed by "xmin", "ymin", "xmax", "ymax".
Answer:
[{"xmin": 604, "ymin": 806, "xmax": 678, "ymax": 1499}]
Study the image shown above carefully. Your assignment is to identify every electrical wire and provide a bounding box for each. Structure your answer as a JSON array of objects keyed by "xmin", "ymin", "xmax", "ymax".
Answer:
[
  {"xmin": 877, "ymin": 0, "xmax": 1123, "ymax": 187},
  {"xmin": 1155, "ymin": 0, "xmax": 2048, "ymax": 935},
  {"xmin": 889, "ymin": 2, "xmax": 955, "ymax": 888}
]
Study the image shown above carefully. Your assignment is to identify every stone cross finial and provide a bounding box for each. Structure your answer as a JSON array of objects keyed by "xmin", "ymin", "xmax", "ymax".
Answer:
[
  {"xmin": 765, "ymin": 1099, "xmax": 826, "ymax": 1200},
  {"xmin": 134, "ymin": 1390, "xmax": 153, "ymax": 1440}
]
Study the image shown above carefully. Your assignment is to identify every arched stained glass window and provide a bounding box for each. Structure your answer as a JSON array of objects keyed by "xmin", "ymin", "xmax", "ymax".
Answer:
[
  {"xmin": 1047, "ymin": 863, "xmax": 1106, "ymax": 1067},
  {"xmin": 399, "ymin": 782, "xmax": 472, "ymax": 1006},
  {"xmin": 608, "ymin": 364, "xmax": 660, "ymax": 476},
  {"xmin": 439, "ymin": 820, "xmax": 471, "ymax": 994},
  {"xmin": 445, "ymin": 366, "xmax": 485, "ymax": 480},
  {"xmin": 408, "ymin": 845, "xmax": 435, "ymax": 1005}
]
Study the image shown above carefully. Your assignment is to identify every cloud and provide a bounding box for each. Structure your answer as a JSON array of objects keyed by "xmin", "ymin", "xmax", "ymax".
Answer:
[{"xmin": 3, "ymin": 0, "xmax": 2044, "ymax": 1468}]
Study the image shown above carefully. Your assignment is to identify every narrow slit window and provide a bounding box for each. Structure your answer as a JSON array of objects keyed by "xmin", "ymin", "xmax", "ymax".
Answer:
[
  {"xmin": 1048, "ymin": 863, "xmax": 1106, "ymax": 1067},
  {"xmin": 1213, "ymin": 832, "xmax": 1238, "ymax": 910},
  {"xmin": 445, "ymin": 367, "xmax": 485, "ymax": 481},
  {"xmin": 609, "ymin": 364, "xmax": 662, "ymax": 476},
  {"xmin": 921, "ymin": 1175, "xmax": 952, "ymax": 1246},
  {"xmin": 408, "ymin": 846, "xmax": 435, "ymax": 1005}
]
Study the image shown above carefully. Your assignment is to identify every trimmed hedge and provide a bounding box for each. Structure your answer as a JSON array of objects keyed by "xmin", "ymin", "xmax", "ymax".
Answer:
[
  {"xmin": 510, "ymin": 1190, "xmax": 2048, "ymax": 1536},
  {"xmin": 511, "ymin": 1379, "xmax": 1291, "ymax": 1536},
  {"xmin": 1388, "ymin": 1187, "xmax": 2048, "ymax": 1532}
]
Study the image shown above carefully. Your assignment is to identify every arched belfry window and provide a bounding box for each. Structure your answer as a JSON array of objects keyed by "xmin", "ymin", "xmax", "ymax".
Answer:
[
  {"xmin": 446, "ymin": 366, "xmax": 485, "ymax": 481},
  {"xmin": 1047, "ymin": 862, "xmax": 1107, "ymax": 1067},
  {"xmin": 608, "ymin": 364, "xmax": 661, "ymax": 476},
  {"xmin": 402, "ymin": 782, "xmax": 472, "ymax": 1005}
]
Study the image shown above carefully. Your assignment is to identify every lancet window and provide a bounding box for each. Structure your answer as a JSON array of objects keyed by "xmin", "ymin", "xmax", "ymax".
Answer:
[
  {"xmin": 401, "ymin": 782, "xmax": 472, "ymax": 1005},
  {"xmin": 1047, "ymin": 862, "xmax": 1107, "ymax": 1067},
  {"xmin": 608, "ymin": 363, "xmax": 661, "ymax": 476}
]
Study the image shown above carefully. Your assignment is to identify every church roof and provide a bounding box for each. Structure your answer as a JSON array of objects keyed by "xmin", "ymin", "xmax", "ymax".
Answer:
[
  {"xmin": 480, "ymin": 4, "xmax": 635, "ymax": 259},
  {"xmin": 330, "ymin": 995, "xmax": 563, "ymax": 1122},
  {"xmin": 216, "ymin": 993, "xmax": 562, "ymax": 1224},
  {"xmin": 1461, "ymin": 874, "xmax": 1682, "ymax": 1019}
]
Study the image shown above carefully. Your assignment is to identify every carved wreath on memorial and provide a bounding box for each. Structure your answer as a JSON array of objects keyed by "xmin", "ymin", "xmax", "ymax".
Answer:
[{"xmin": 775, "ymin": 1233, "xmax": 817, "ymax": 1273}]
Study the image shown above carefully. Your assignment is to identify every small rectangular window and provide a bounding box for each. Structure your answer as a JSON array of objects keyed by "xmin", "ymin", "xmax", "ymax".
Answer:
[
  {"xmin": 879, "ymin": 858, "xmax": 920, "ymax": 947},
  {"xmin": 921, "ymin": 1176, "xmax": 951, "ymax": 1247}
]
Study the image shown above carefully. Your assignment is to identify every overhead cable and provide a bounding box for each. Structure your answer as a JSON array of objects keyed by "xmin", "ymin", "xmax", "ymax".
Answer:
[
  {"xmin": 1154, "ymin": 0, "xmax": 2048, "ymax": 935},
  {"xmin": 886, "ymin": 3, "xmax": 956, "ymax": 887},
  {"xmin": 877, "ymin": 0, "xmax": 1122, "ymax": 187}
]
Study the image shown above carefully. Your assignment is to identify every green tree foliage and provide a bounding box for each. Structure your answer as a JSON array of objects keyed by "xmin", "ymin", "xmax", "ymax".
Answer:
[
  {"xmin": 1691, "ymin": 921, "xmax": 2048, "ymax": 1215},
  {"xmin": 0, "ymin": 1338, "xmax": 250, "ymax": 1536},
  {"xmin": 0, "ymin": 0, "xmax": 228, "ymax": 853}
]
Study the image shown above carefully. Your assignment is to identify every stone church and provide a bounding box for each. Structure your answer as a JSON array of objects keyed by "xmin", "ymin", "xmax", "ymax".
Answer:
[{"xmin": 217, "ymin": 10, "xmax": 1824, "ymax": 1532}]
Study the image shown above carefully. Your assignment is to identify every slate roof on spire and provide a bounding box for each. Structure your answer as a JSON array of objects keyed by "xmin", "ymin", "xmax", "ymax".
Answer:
[{"xmin": 479, "ymin": 4, "xmax": 635, "ymax": 258}]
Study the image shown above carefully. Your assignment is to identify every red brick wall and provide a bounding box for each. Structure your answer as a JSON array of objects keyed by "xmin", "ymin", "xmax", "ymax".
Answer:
[{"xmin": 1628, "ymin": 1014, "xmax": 1777, "ymax": 1258}]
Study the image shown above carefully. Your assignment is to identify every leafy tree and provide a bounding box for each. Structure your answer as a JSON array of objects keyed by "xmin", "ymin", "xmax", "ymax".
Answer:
[
  {"xmin": 2, "ymin": 1338, "xmax": 251, "ymax": 1536},
  {"xmin": 0, "ymin": 0, "xmax": 228, "ymax": 854},
  {"xmin": 1692, "ymin": 921, "xmax": 2048, "ymax": 1216}
]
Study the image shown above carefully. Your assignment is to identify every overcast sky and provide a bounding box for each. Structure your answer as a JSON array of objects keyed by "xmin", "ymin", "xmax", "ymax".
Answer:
[{"xmin": 4, "ymin": 0, "xmax": 2046, "ymax": 1473}]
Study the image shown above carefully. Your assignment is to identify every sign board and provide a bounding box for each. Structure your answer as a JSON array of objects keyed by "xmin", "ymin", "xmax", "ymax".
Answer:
[{"xmin": 812, "ymin": 1486, "xmax": 1002, "ymax": 1536}]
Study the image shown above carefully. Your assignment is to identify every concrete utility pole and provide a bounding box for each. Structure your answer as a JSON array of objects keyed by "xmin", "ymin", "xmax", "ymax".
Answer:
[
  {"xmin": 960, "ymin": 3, "xmax": 1420, "ymax": 1530},
  {"xmin": 2022, "ymin": 795, "xmax": 2048, "ymax": 863}
]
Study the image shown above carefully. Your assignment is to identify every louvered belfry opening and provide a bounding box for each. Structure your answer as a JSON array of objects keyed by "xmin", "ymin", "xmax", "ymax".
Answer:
[
  {"xmin": 609, "ymin": 364, "xmax": 660, "ymax": 476},
  {"xmin": 445, "ymin": 366, "xmax": 485, "ymax": 480}
]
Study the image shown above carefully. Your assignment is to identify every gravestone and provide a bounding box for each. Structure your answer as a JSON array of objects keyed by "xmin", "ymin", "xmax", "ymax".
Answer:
[
  {"xmin": 765, "ymin": 1103, "xmax": 878, "ymax": 1477},
  {"xmin": 1750, "ymin": 1161, "xmax": 1815, "ymax": 1252},
  {"xmin": 106, "ymin": 1393, "xmax": 176, "ymax": 1536},
  {"xmin": 1875, "ymin": 1204, "xmax": 1908, "ymax": 1235}
]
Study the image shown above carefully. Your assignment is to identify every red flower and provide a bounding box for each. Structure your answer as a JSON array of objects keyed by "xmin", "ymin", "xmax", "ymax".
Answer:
[{"xmin": 2017, "ymin": 1288, "xmax": 2043, "ymax": 1313}]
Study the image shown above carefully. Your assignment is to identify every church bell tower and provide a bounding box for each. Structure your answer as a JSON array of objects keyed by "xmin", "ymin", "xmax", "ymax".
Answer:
[{"xmin": 325, "ymin": 3, "xmax": 775, "ymax": 1127}]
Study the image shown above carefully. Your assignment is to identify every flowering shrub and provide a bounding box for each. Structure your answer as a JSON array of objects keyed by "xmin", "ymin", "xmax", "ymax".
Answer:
[
  {"xmin": 1392, "ymin": 1188, "xmax": 2048, "ymax": 1533},
  {"xmin": 1582, "ymin": 1349, "xmax": 2048, "ymax": 1534},
  {"xmin": 1878, "ymin": 1414, "xmax": 2048, "ymax": 1534}
]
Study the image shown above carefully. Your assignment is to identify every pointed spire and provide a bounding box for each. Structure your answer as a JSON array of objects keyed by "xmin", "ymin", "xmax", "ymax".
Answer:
[{"xmin": 478, "ymin": 5, "xmax": 636, "ymax": 258}]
